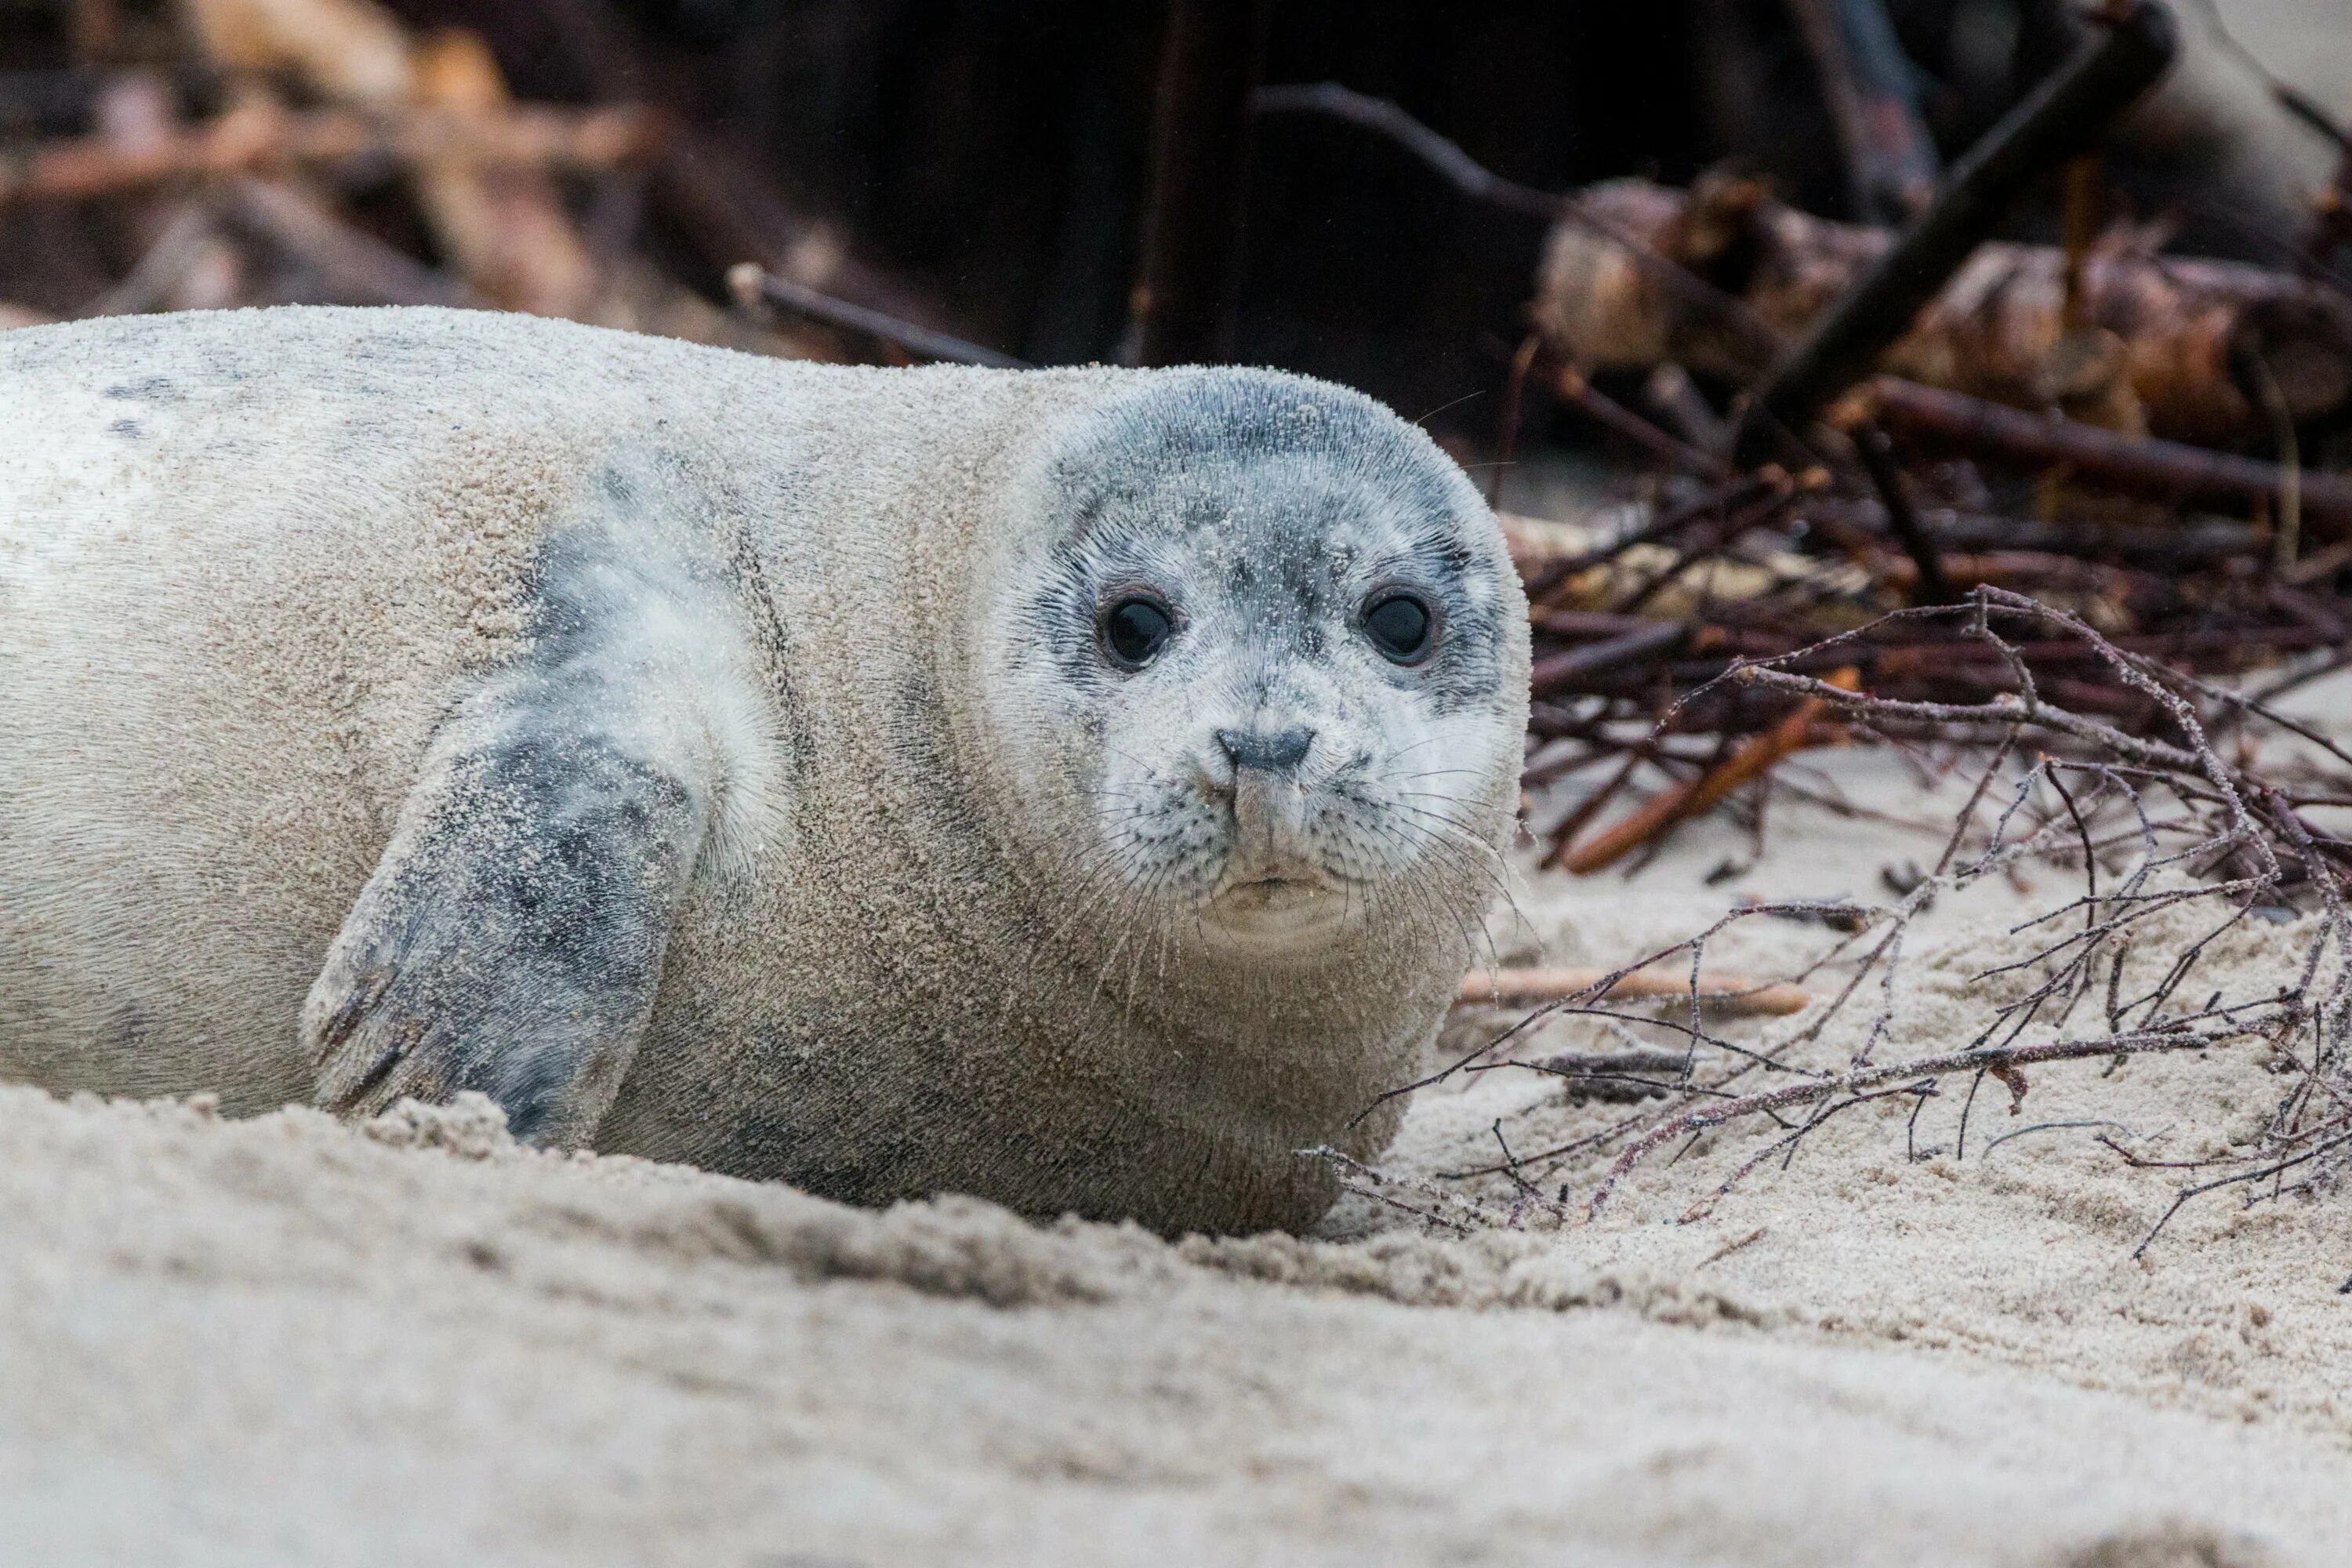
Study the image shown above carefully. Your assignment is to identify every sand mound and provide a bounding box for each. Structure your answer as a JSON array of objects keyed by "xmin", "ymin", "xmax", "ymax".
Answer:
[{"xmin": 4, "ymin": 1046, "xmax": 2349, "ymax": 1564}]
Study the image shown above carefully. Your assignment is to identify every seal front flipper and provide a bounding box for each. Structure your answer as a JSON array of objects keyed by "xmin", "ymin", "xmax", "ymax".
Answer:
[
  {"xmin": 306, "ymin": 730, "xmax": 705, "ymax": 1143},
  {"xmin": 304, "ymin": 455, "xmax": 779, "ymax": 1147}
]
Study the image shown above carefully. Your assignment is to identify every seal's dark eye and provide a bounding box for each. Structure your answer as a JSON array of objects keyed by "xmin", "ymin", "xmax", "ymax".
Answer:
[
  {"xmin": 1362, "ymin": 592, "xmax": 1435, "ymax": 664},
  {"xmin": 1102, "ymin": 595, "xmax": 1174, "ymax": 669}
]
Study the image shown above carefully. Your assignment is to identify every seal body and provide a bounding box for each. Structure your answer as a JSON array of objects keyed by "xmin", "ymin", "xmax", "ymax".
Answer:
[{"xmin": 0, "ymin": 307, "xmax": 1528, "ymax": 1234}]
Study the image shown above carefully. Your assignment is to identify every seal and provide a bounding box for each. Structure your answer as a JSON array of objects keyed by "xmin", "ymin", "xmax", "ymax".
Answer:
[{"xmin": 0, "ymin": 306, "xmax": 1529, "ymax": 1234}]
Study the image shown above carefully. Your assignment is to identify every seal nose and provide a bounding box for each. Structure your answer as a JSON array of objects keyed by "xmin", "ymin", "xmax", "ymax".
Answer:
[
  {"xmin": 1217, "ymin": 726, "xmax": 1314, "ymax": 775},
  {"xmin": 1219, "ymin": 725, "xmax": 1315, "ymax": 873}
]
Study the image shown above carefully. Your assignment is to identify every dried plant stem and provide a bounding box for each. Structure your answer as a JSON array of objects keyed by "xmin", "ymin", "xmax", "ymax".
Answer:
[
  {"xmin": 1563, "ymin": 667, "xmax": 1859, "ymax": 873},
  {"xmin": 1458, "ymin": 967, "xmax": 1813, "ymax": 1017},
  {"xmin": 1585, "ymin": 1022, "xmax": 2248, "ymax": 1219}
]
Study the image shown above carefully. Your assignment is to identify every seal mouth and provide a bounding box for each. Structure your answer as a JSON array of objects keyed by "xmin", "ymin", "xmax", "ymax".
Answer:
[
  {"xmin": 1207, "ymin": 871, "xmax": 1343, "ymax": 930},
  {"xmin": 1229, "ymin": 874, "xmax": 1315, "ymax": 900}
]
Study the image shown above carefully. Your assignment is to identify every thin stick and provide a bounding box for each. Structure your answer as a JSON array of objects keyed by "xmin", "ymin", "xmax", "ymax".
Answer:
[
  {"xmin": 1488, "ymin": 334, "xmax": 1544, "ymax": 507},
  {"xmin": 1783, "ymin": 0, "xmax": 1939, "ymax": 223},
  {"xmin": 1853, "ymin": 419, "xmax": 1953, "ymax": 604},
  {"xmin": 728, "ymin": 264, "xmax": 1029, "ymax": 368},
  {"xmin": 1457, "ymin": 967, "xmax": 1813, "ymax": 1017},
  {"xmin": 1563, "ymin": 667, "xmax": 1860, "ymax": 873},
  {"xmin": 1556, "ymin": 365, "xmax": 1730, "ymax": 480},
  {"xmin": 1252, "ymin": 81, "xmax": 1784, "ymax": 371},
  {"xmin": 1528, "ymin": 621, "xmax": 1688, "ymax": 699},
  {"xmin": 1588, "ymin": 1022, "xmax": 2246, "ymax": 1218},
  {"xmin": 1541, "ymin": 748, "xmax": 1648, "ymax": 870},
  {"xmin": 1134, "ymin": 0, "xmax": 1270, "ymax": 364}
]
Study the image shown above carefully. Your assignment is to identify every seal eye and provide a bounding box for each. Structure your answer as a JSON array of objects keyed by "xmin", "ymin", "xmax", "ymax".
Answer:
[
  {"xmin": 1102, "ymin": 594, "xmax": 1174, "ymax": 669},
  {"xmin": 1362, "ymin": 591, "xmax": 1435, "ymax": 664}
]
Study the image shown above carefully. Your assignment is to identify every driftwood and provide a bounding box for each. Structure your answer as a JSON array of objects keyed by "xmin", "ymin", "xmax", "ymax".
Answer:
[
  {"xmin": 406, "ymin": 29, "xmax": 599, "ymax": 316},
  {"xmin": 1740, "ymin": 0, "xmax": 2176, "ymax": 449},
  {"xmin": 0, "ymin": 97, "xmax": 665, "ymax": 209},
  {"xmin": 1534, "ymin": 176, "xmax": 2352, "ymax": 446},
  {"xmin": 180, "ymin": 0, "xmax": 414, "ymax": 107},
  {"xmin": 174, "ymin": 0, "xmax": 604, "ymax": 317},
  {"xmin": 1847, "ymin": 377, "xmax": 2352, "ymax": 535},
  {"xmin": 0, "ymin": 0, "xmax": 847, "ymax": 358}
]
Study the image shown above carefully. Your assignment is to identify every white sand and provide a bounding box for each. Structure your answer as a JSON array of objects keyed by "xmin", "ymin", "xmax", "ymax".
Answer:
[{"xmin": 9, "ymin": 688, "xmax": 2352, "ymax": 1565}]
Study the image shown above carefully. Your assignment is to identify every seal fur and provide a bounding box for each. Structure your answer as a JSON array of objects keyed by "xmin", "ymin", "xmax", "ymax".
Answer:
[{"xmin": 0, "ymin": 307, "xmax": 1528, "ymax": 1234}]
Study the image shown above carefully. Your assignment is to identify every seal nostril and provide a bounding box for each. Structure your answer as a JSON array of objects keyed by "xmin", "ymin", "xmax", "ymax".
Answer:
[{"xmin": 1217, "ymin": 726, "xmax": 1314, "ymax": 774}]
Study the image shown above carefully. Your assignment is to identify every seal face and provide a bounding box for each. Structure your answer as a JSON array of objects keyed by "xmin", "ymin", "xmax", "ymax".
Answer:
[
  {"xmin": 0, "ymin": 309, "xmax": 1529, "ymax": 1235},
  {"xmin": 980, "ymin": 372, "xmax": 1523, "ymax": 961}
]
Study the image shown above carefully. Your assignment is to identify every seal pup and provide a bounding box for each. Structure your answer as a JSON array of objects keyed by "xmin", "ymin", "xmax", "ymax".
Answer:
[{"xmin": 0, "ymin": 307, "xmax": 1528, "ymax": 1234}]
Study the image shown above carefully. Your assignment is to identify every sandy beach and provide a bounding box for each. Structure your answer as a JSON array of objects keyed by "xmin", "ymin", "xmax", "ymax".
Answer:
[{"xmin": 8, "ymin": 672, "xmax": 2350, "ymax": 1566}]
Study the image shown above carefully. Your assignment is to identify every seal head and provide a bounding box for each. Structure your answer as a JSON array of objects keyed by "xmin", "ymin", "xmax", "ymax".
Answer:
[{"xmin": 966, "ymin": 367, "xmax": 1526, "ymax": 978}]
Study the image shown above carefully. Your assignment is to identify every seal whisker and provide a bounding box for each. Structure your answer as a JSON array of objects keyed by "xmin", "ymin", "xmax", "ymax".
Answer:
[
  {"xmin": 1384, "ymin": 804, "xmax": 1529, "ymax": 932},
  {"xmin": 1357, "ymin": 816, "xmax": 1501, "ymax": 962}
]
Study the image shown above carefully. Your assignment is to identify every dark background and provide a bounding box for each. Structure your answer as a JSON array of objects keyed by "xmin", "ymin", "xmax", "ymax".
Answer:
[
  {"xmin": 0, "ymin": 1, "xmax": 2314, "ymax": 438},
  {"xmin": 357, "ymin": 0, "xmax": 2096, "ymax": 417}
]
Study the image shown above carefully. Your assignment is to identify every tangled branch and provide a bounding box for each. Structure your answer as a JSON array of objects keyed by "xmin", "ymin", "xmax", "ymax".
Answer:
[{"xmin": 1391, "ymin": 589, "xmax": 2352, "ymax": 1256}]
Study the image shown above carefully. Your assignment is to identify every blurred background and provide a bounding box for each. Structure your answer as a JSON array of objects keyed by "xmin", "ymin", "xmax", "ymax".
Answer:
[{"xmin": 2, "ymin": 2, "xmax": 2347, "ymax": 434}]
